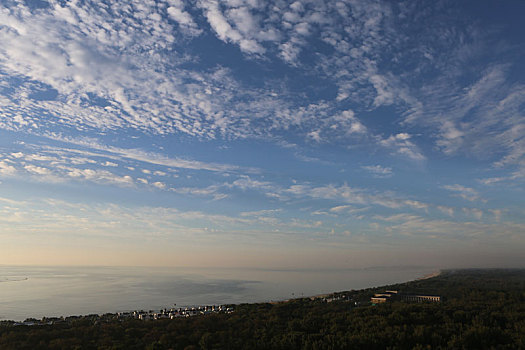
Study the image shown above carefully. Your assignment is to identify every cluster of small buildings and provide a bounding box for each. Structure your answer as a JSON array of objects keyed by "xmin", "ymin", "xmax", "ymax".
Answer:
[
  {"xmin": 371, "ymin": 290, "xmax": 441, "ymax": 304},
  {"xmin": 6, "ymin": 289, "xmax": 443, "ymax": 327},
  {"xmin": 120, "ymin": 305, "xmax": 234, "ymax": 321},
  {"xmin": 8, "ymin": 304, "xmax": 234, "ymax": 326},
  {"xmin": 316, "ymin": 294, "xmax": 360, "ymax": 306}
]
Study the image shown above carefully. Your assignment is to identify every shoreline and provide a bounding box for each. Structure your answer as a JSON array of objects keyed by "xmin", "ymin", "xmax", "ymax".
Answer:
[
  {"xmin": 2, "ymin": 268, "xmax": 444, "ymax": 324},
  {"xmin": 289, "ymin": 268, "xmax": 442, "ymax": 302},
  {"xmin": 416, "ymin": 270, "xmax": 442, "ymax": 280},
  {"xmin": 1, "ymin": 267, "xmax": 440, "ymax": 322}
]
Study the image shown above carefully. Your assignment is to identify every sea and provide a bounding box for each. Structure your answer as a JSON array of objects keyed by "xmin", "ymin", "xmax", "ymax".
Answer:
[{"xmin": 0, "ymin": 265, "xmax": 436, "ymax": 321}]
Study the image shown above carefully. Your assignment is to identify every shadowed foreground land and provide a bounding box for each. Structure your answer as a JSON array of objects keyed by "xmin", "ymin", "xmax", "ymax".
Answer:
[{"xmin": 1, "ymin": 269, "xmax": 524, "ymax": 349}]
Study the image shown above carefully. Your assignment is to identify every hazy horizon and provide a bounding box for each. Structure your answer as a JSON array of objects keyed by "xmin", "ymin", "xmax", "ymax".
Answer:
[{"xmin": 0, "ymin": 0, "xmax": 524, "ymax": 269}]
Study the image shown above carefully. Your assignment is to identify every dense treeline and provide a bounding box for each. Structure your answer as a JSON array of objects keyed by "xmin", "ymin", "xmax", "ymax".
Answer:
[{"xmin": 1, "ymin": 269, "xmax": 524, "ymax": 349}]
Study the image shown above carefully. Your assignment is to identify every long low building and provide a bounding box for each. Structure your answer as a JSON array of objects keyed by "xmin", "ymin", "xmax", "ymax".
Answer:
[
  {"xmin": 402, "ymin": 295, "xmax": 441, "ymax": 303},
  {"xmin": 371, "ymin": 290, "xmax": 441, "ymax": 304}
]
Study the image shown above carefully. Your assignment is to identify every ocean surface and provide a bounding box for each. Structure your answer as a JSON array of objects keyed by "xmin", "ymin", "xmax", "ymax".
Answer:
[{"xmin": 0, "ymin": 265, "xmax": 436, "ymax": 321}]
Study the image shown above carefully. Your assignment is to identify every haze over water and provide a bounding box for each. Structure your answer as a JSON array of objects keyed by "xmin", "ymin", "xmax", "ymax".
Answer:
[{"xmin": 0, "ymin": 265, "xmax": 434, "ymax": 321}]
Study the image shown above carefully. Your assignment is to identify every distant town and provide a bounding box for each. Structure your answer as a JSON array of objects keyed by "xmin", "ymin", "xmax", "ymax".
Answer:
[
  {"xmin": 1, "ymin": 289, "xmax": 442, "ymax": 327},
  {"xmin": 3, "ymin": 305, "xmax": 235, "ymax": 327}
]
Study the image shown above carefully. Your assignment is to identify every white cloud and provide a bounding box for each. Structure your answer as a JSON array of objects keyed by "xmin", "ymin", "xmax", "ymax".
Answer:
[
  {"xmin": 437, "ymin": 206, "xmax": 454, "ymax": 217},
  {"xmin": 479, "ymin": 165, "xmax": 525, "ymax": 185},
  {"xmin": 0, "ymin": 142, "xmax": 254, "ymax": 195},
  {"xmin": 403, "ymin": 200, "xmax": 428, "ymax": 210},
  {"xmin": 370, "ymin": 73, "xmax": 395, "ymax": 106},
  {"xmin": 374, "ymin": 213, "xmax": 421, "ymax": 222},
  {"xmin": 101, "ymin": 161, "xmax": 118, "ymax": 167},
  {"xmin": 41, "ymin": 136, "xmax": 249, "ymax": 173},
  {"xmin": 167, "ymin": 1, "xmax": 202, "ymax": 36},
  {"xmin": 0, "ymin": 0, "xmax": 458, "ymax": 157},
  {"xmin": 489, "ymin": 209, "xmax": 502, "ymax": 222},
  {"xmin": 307, "ymin": 130, "xmax": 322, "ymax": 142},
  {"xmin": 404, "ymin": 63, "xmax": 525, "ymax": 169},
  {"xmin": 332, "ymin": 110, "xmax": 367, "ymax": 135},
  {"xmin": 462, "ymin": 207, "xmax": 483, "ymax": 220},
  {"xmin": 443, "ymin": 184, "xmax": 484, "ymax": 203},
  {"xmin": 361, "ymin": 165, "xmax": 393, "ymax": 178},
  {"xmin": 24, "ymin": 164, "xmax": 52, "ymax": 175},
  {"xmin": 0, "ymin": 160, "xmax": 16, "ymax": 176},
  {"xmin": 1, "ymin": 1, "xmax": 296, "ymax": 140},
  {"xmin": 0, "ymin": 0, "xmax": 517, "ymax": 167},
  {"xmin": 198, "ymin": 0, "xmax": 265, "ymax": 54},
  {"xmin": 2, "ymin": 149, "xmax": 143, "ymax": 187},
  {"xmin": 152, "ymin": 181, "xmax": 166, "ymax": 189},
  {"xmin": 329, "ymin": 205, "xmax": 352, "ymax": 213},
  {"xmin": 171, "ymin": 184, "xmax": 227, "ymax": 200},
  {"xmin": 240, "ymin": 209, "xmax": 282, "ymax": 217},
  {"xmin": 0, "ymin": 196, "xmax": 25, "ymax": 206},
  {"xmin": 229, "ymin": 176, "xmax": 274, "ymax": 191},
  {"xmin": 329, "ymin": 205, "xmax": 370, "ymax": 216},
  {"xmin": 379, "ymin": 133, "xmax": 425, "ymax": 161},
  {"xmin": 66, "ymin": 168, "xmax": 134, "ymax": 187},
  {"xmin": 282, "ymin": 182, "xmax": 429, "ymax": 210},
  {"xmin": 137, "ymin": 178, "xmax": 148, "ymax": 185},
  {"xmin": 11, "ymin": 152, "xmax": 24, "ymax": 158}
]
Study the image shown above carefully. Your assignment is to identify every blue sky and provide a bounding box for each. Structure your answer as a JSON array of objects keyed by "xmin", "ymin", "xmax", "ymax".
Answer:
[{"xmin": 0, "ymin": 0, "xmax": 523, "ymax": 268}]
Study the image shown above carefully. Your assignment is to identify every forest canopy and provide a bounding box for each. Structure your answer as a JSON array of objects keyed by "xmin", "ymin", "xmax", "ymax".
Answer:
[{"xmin": 0, "ymin": 269, "xmax": 524, "ymax": 349}]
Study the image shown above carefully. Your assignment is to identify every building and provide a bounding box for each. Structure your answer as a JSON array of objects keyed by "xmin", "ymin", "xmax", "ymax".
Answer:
[
  {"xmin": 402, "ymin": 295, "xmax": 441, "ymax": 303},
  {"xmin": 370, "ymin": 291, "xmax": 398, "ymax": 303},
  {"xmin": 371, "ymin": 290, "xmax": 441, "ymax": 304}
]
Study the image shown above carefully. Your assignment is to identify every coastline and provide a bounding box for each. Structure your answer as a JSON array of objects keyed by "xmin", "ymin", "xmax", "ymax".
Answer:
[
  {"xmin": 0, "ymin": 266, "xmax": 436, "ymax": 321},
  {"xmin": 2, "ymin": 269, "xmax": 524, "ymax": 349},
  {"xmin": 3, "ymin": 269, "xmax": 436, "ymax": 324},
  {"xmin": 293, "ymin": 268, "xmax": 441, "ymax": 302},
  {"xmin": 416, "ymin": 270, "xmax": 442, "ymax": 280}
]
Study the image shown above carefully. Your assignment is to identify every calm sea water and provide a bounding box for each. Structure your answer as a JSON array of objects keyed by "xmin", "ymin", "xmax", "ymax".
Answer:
[{"xmin": 0, "ymin": 265, "xmax": 435, "ymax": 321}]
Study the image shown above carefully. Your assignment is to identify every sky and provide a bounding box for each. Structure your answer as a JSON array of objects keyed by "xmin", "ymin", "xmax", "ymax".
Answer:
[{"xmin": 0, "ymin": 0, "xmax": 523, "ymax": 269}]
